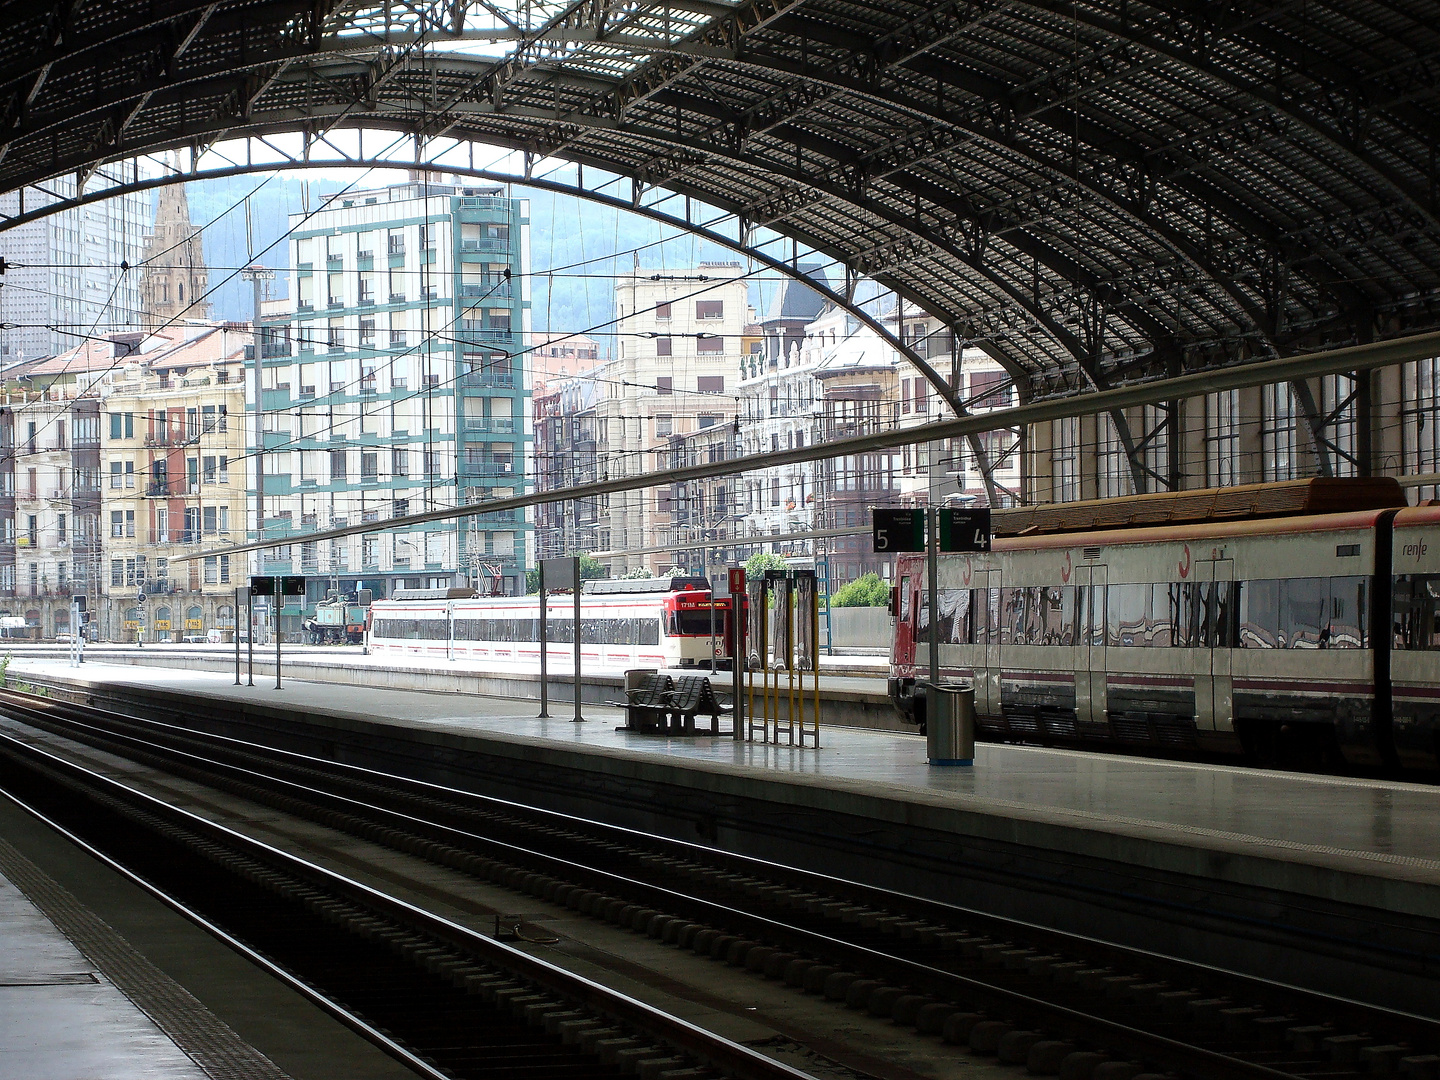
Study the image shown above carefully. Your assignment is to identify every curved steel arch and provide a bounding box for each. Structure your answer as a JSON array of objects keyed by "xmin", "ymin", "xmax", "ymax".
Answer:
[
  {"xmin": 0, "ymin": 141, "xmax": 1009, "ymax": 501},
  {"xmin": 1, "ymin": 0, "xmax": 1436, "ymax": 418}
]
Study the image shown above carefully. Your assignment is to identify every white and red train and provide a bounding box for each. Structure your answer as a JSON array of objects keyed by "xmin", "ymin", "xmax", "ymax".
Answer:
[
  {"xmin": 889, "ymin": 478, "xmax": 1440, "ymax": 772},
  {"xmin": 367, "ymin": 576, "xmax": 732, "ymax": 671}
]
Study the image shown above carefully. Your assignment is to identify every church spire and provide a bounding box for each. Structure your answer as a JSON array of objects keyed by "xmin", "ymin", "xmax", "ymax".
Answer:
[{"xmin": 139, "ymin": 159, "xmax": 209, "ymax": 331}]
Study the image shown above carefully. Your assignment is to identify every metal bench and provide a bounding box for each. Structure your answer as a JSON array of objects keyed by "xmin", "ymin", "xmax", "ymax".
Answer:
[
  {"xmin": 667, "ymin": 675, "xmax": 733, "ymax": 735},
  {"xmin": 606, "ymin": 672, "xmax": 674, "ymax": 732}
]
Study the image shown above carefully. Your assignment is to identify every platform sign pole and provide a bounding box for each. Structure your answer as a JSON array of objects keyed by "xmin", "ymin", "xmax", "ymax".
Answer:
[
  {"xmin": 928, "ymin": 508, "xmax": 940, "ymax": 689},
  {"xmin": 233, "ymin": 587, "xmax": 243, "ymax": 685},
  {"xmin": 729, "ymin": 567, "xmax": 745, "ymax": 740},
  {"xmin": 246, "ymin": 590, "xmax": 254, "ymax": 686},
  {"xmin": 538, "ymin": 561, "xmax": 549, "ymax": 718},
  {"xmin": 572, "ymin": 556, "xmax": 583, "ymax": 724},
  {"xmin": 275, "ymin": 578, "xmax": 283, "ymax": 690}
]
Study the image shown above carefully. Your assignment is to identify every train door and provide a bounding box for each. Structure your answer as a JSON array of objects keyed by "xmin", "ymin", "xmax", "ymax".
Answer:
[
  {"xmin": 1072, "ymin": 565, "xmax": 1108, "ymax": 726},
  {"xmin": 1195, "ymin": 560, "xmax": 1235, "ymax": 733},
  {"xmin": 1072, "ymin": 566, "xmax": 1107, "ymax": 727},
  {"xmin": 446, "ymin": 601, "xmax": 455, "ymax": 662},
  {"xmin": 979, "ymin": 570, "xmax": 1002, "ymax": 717}
]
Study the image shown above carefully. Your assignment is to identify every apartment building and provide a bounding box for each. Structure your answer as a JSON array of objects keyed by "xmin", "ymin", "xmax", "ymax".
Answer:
[
  {"xmin": 260, "ymin": 176, "xmax": 531, "ymax": 600},
  {"xmin": 102, "ymin": 325, "xmax": 248, "ymax": 641},
  {"xmin": 595, "ymin": 264, "xmax": 749, "ymax": 576},
  {"xmin": 532, "ymin": 374, "xmax": 603, "ymax": 563}
]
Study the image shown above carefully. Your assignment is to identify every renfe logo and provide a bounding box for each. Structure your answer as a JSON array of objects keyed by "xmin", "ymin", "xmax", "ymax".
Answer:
[{"xmin": 1404, "ymin": 541, "xmax": 1429, "ymax": 562}]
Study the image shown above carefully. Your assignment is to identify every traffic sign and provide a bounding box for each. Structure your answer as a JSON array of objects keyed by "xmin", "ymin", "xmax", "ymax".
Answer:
[
  {"xmin": 136, "ymin": 590, "xmax": 146, "ymax": 605},
  {"xmin": 938, "ymin": 508, "xmax": 992, "ymax": 552},
  {"xmin": 872, "ymin": 508, "xmax": 926, "ymax": 553}
]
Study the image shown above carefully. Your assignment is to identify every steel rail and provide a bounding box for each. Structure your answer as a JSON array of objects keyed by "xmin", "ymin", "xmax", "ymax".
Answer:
[
  {"xmin": 5, "ymin": 688, "xmax": 1434, "ymax": 1078},
  {"xmin": 178, "ymin": 326, "xmax": 1440, "ymax": 562},
  {"xmin": 0, "ymin": 722, "xmax": 818, "ymax": 1080},
  {"xmin": 6, "ymin": 684, "xmax": 1436, "ymax": 1014}
]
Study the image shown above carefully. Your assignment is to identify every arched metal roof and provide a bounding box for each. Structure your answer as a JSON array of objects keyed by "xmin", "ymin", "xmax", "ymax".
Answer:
[{"xmin": 2, "ymin": 0, "xmax": 1438, "ymax": 404}]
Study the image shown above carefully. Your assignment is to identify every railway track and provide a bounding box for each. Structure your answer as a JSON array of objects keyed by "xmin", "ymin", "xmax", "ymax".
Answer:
[{"xmin": 0, "ymin": 685, "xmax": 1435, "ymax": 1080}]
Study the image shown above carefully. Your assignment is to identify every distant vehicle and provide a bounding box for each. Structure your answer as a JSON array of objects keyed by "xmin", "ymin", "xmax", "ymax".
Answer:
[
  {"xmin": 306, "ymin": 590, "xmax": 373, "ymax": 644},
  {"xmin": 368, "ymin": 577, "xmax": 734, "ymax": 669}
]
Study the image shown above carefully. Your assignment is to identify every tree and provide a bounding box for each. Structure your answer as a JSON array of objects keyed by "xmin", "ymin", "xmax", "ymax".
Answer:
[
  {"xmin": 743, "ymin": 552, "xmax": 789, "ymax": 581},
  {"xmin": 830, "ymin": 572, "xmax": 890, "ymax": 608},
  {"xmin": 526, "ymin": 553, "xmax": 609, "ymax": 594}
]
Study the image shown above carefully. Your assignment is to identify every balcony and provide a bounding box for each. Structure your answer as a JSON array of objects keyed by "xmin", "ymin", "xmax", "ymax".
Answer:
[
  {"xmin": 458, "ymin": 371, "xmax": 514, "ymax": 389},
  {"xmin": 459, "ymin": 279, "xmax": 512, "ymax": 298},
  {"xmin": 388, "ymin": 293, "xmax": 406, "ymax": 304},
  {"xmin": 458, "ymin": 322, "xmax": 513, "ymax": 343},
  {"xmin": 458, "ymin": 461, "xmax": 516, "ymax": 478},
  {"xmin": 463, "ymin": 417, "xmax": 516, "ymax": 434},
  {"xmin": 458, "ymin": 238, "xmax": 510, "ymax": 255}
]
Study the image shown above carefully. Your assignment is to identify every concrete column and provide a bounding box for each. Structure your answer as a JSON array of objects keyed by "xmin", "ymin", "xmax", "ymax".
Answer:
[
  {"xmin": 1180, "ymin": 394, "xmax": 1207, "ymax": 489},
  {"xmin": 1025, "ymin": 420, "xmax": 1054, "ymax": 504},
  {"xmin": 1366, "ymin": 363, "xmax": 1409, "ymax": 479},
  {"xmin": 1078, "ymin": 413, "xmax": 1099, "ymax": 501}
]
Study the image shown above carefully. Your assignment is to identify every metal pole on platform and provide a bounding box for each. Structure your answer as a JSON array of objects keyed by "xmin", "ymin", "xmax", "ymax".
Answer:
[
  {"xmin": 572, "ymin": 556, "xmax": 583, "ymax": 723},
  {"xmin": 928, "ymin": 507, "xmax": 939, "ymax": 689},
  {"xmin": 274, "ymin": 577, "xmax": 282, "ymax": 690},
  {"xmin": 233, "ymin": 587, "xmax": 241, "ymax": 684},
  {"xmin": 247, "ymin": 591, "xmax": 254, "ymax": 686},
  {"xmin": 537, "ymin": 561, "xmax": 549, "ymax": 718}
]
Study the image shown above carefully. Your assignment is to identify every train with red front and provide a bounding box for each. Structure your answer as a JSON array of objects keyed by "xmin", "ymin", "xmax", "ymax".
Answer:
[{"xmin": 889, "ymin": 477, "xmax": 1440, "ymax": 772}]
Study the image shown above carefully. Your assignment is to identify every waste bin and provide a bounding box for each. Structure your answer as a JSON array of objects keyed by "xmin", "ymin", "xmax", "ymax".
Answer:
[{"xmin": 925, "ymin": 681, "xmax": 975, "ymax": 765}]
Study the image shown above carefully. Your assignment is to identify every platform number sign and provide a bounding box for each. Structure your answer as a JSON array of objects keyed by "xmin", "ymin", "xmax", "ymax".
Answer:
[
  {"xmin": 939, "ymin": 508, "xmax": 992, "ymax": 552},
  {"xmin": 872, "ymin": 509, "xmax": 926, "ymax": 553}
]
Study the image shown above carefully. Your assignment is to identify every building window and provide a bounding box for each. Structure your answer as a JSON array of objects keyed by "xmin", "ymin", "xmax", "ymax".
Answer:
[
  {"xmin": 204, "ymin": 556, "xmax": 219, "ymax": 584},
  {"xmin": 655, "ymin": 302, "xmax": 671, "ymax": 320},
  {"xmin": 1261, "ymin": 383, "xmax": 1298, "ymax": 482},
  {"xmin": 655, "ymin": 337, "xmax": 672, "ymax": 357},
  {"xmin": 57, "ymin": 514, "xmax": 66, "ymax": 543},
  {"xmin": 656, "ymin": 376, "xmax": 672, "ymax": 394},
  {"xmin": 330, "ymin": 450, "xmax": 347, "ymax": 483},
  {"xmin": 1406, "ymin": 358, "xmax": 1440, "ymax": 500},
  {"xmin": 1051, "ymin": 416, "xmax": 1079, "ymax": 502},
  {"xmin": 111, "ymin": 511, "xmax": 124, "ymax": 538},
  {"xmin": 697, "ymin": 335, "xmax": 724, "ymax": 354},
  {"xmin": 1097, "ymin": 414, "xmax": 1133, "ymax": 499},
  {"xmin": 695, "ymin": 300, "xmax": 723, "ymax": 319},
  {"xmin": 656, "ymin": 414, "xmax": 673, "ymax": 437},
  {"xmin": 361, "ymin": 452, "xmax": 378, "ymax": 481},
  {"xmin": 1322, "ymin": 374, "xmax": 1358, "ymax": 477},
  {"xmin": 111, "ymin": 559, "xmax": 124, "ymax": 587},
  {"xmin": 392, "ymin": 447, "xmax": 408, "ymax": 477},
  {"xmin": 697, "ymin": 375, "xmax": 725, "ymax": 393},
  {"xmin": 1205, "ymin": 389, "xmax": 1241, "ymax": 488}
]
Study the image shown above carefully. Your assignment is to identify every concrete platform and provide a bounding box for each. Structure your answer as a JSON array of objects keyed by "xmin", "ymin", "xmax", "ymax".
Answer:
[
  {"xmin": 7, "ymin": 657, "xmax": 1438, "ymax": 1013},
  {"xmin": 0, "ymin": 861, "xmax": 212, "ymax": 1080}
]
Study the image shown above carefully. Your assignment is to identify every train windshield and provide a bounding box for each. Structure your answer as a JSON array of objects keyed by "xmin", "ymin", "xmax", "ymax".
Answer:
[{"xmin": 668, "ymin": 610, "xmax": 724, "ymax": 636}]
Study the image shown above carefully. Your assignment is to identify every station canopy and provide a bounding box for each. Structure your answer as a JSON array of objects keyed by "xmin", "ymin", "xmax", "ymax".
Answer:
[{"xmin": 2, "ymin": 0, "xmax": 1438, "ymax": 403}]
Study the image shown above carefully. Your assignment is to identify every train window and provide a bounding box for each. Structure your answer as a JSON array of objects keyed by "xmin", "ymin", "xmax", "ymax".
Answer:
[
  {"xmin": 1149, "ymin": 584, "xmax": 1173, "ymax": 647},
  {"xmin": 937, "ymin": 589, "xmax": 971, "ymax": 644},
  {"xmin": 1279, "ymin": 577, "xmax": 1328, "ymax": 648},
  {"xmin": 999, "ymin": 588, "xmax": 1021, "ymax": 645},
  {"xmin": 1239, "ymin": 579, "xmax": 1281, "ymax": 648},
  {"xmin": 1108, "ymin": 584, "xmax": 1150, "ymax": 647},
  {"xmin": 898, "ymin": 577, "xmax": 911, "ymax": 622},
  {"xmin": 1045, "ymin": 586, "xmax": 1077, "ymax": 645},
  {"xmin": 917, "ymin": 591, "xmax": 931, "ymax": 639},
  {"xmin": 1393, "ymin": 575, "xmax": 1440, "ymax": 650},
  {"xmin": 1328, "ymin": 576, "xmax": 1367, "ymax": 648},
  {"xmin": 1084, "ymin": 584, "xmax": 1106, "ymax": 646}
]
